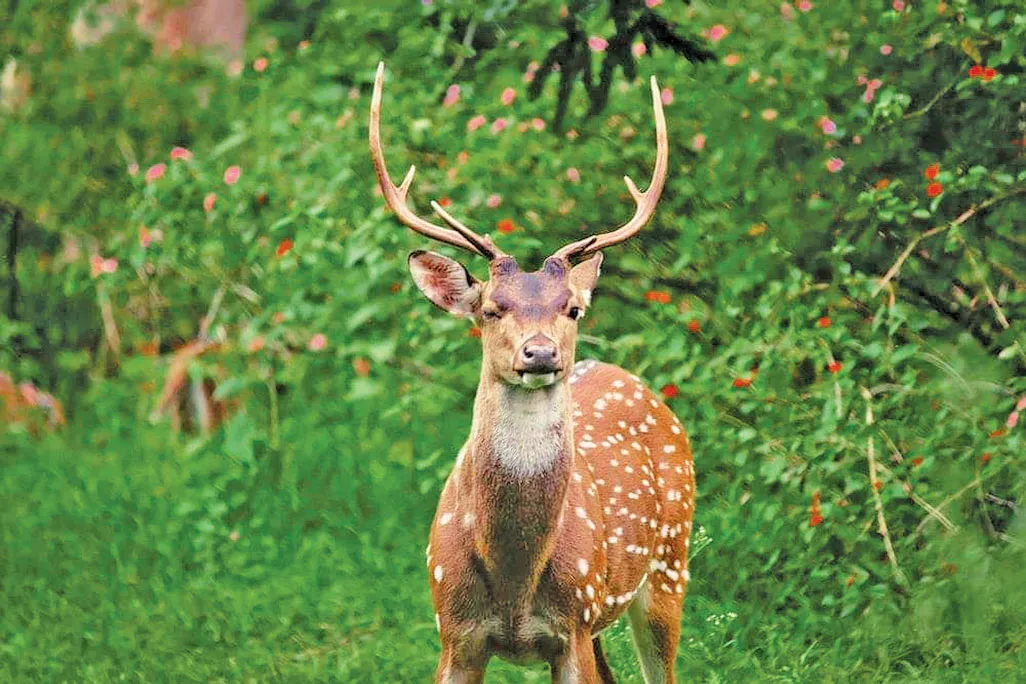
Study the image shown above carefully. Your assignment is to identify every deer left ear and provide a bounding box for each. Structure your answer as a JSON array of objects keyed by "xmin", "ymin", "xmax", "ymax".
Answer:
[
  {"xmin": 569, "ymin": 253, "xmax": 603, "ymax": 306},
  {"xmin": 408, "ymin": 250, "xmax": 482, "ymax": 318}
]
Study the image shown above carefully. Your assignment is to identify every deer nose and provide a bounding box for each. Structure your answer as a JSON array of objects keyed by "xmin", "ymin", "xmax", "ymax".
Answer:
[{"xmin": 515, "ymin": 335, "xmax": 561, "ymax": 374}]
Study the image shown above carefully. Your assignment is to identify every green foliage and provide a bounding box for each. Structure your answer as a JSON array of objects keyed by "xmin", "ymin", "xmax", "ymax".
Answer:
[{"xmin": 2, "ymin": 0, "xmax": 1026, "ymax": 680}]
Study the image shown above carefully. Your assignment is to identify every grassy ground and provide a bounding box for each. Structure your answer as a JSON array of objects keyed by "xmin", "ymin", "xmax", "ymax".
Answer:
[{"xmin": 2, "ymin": 400, "xmax": 1025, "ymax": 683}]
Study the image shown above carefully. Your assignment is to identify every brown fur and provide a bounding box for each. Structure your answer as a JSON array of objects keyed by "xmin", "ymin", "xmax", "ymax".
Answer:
[{"xmin": 0, "ymin": 372, "xmax": 66, "ymax": 434}]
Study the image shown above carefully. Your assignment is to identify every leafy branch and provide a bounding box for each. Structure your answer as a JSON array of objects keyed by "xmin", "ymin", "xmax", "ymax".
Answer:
[{"xmin": 528, "ymin": 0, "xmax": 715, "ymax": 131}]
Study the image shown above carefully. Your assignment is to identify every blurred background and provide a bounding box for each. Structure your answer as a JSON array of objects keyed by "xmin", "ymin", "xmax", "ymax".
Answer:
[{"xmin": 2, "ymin": 0, "xmax": 1025, "ymax": 680}]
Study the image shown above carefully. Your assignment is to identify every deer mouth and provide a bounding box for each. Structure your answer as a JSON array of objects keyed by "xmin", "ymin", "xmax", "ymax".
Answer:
[{"xmin": 517, "ymin": 370, "xmax": 561, "ymax": 389}]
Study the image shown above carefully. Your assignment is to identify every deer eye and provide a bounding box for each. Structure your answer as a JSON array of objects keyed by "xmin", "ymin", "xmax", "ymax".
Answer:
[
  {"xmin": 567, "ymin": 306, "xmax": 583, "ymax": 321},
  {"xmin": 482, "ymin": 309, "xmax": 503, "ymax": 321}
]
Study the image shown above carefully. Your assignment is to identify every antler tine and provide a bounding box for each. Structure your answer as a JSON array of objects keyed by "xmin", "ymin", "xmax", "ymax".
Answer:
[
  {"xmin": 370, "ymin": 62, "xmax": 498, "ymax": 259},
  {"xmin": 430, "ymin": 201, "xmax": 506, "ymax": 260},
  {"xmin": 552, "ymin": 75, "xmax": 669, "ymax": 262}
]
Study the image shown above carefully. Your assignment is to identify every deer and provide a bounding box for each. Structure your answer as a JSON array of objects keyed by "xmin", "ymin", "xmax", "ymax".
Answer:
[{"xmin": 369, "ymin": 62, "xmax": 695, "ymax": 683}]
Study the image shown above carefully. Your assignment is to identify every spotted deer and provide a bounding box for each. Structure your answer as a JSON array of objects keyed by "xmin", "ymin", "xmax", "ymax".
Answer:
[{"xmin": 370, "ymin": 63, "xmax": 695, "ymax": 683}]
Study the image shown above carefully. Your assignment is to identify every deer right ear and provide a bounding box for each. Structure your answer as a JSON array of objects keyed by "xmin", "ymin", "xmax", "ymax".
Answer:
[{"xmin": 408, "ymin": 251, "xmax": 482, "ymax": 318}]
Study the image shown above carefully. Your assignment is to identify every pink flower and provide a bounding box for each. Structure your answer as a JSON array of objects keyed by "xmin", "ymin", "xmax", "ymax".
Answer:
[
  {"xmin": 170, "ymin": 146, "xmax": 192, "ymax": 161},
  {"xmin": 818, "ymin": 116, "xmax": 837, "ymax": 134},
  {"xmin": 632, "ymin": 42, "xmax": 647, "ymax": 58},
  {"xmin": 723, "ymin": 54, "xmax": 741, "ymax": 66},
  {"xmin": 706, "ymin": 24, "xmax": 729, "ymax": 43},
  {"xmin": 880, "ymin": 44, "xmax": 893, "ymax": 56},
  {"xmin": 826, "ymin": 157, "xmax": 844, "ymax": 173},
  {"xmin": 500, "ymin": 87, "xmax": 516, "ymax": 106},
  {"xmin": 523, "ymin": 61, "xmax": 539, "ymax": 84},
  {"xmin": 588, "ymin": 36, "xmax": 608, "ymax": 52},
  {"xmin": 691, "ymin": 133, "xmax": 706, "ymax": 151},
  {"xmin": 467, "ymin": 115, "xmax": 487, "ymax": 132},
  {"xmin": 443, "ymin": 85, "xmax": 460, "ymax": 107},
  {"xmin": 761, "ymin": 108, "xmax": 778, "ymax": 121},
  {"xmin": 253, "ymin": 57, "xmax": 268, "ymax": 73},
  {"xmin": 1008, "ymin": 411, "xmax": 1020, "ymax": 429},
  {"xmin": 1017, "ymin": 396, "xmax": 1026, "ymax": 411},
  {"xmin": 862, "ymin": 78, "xmax": 882, "ymax": 104},
  {"xmin": 90, "ymin": 256, "xmax": 118, "ymax": 278},
  {"xmin": 892, "ymin": 0, "xmax": 904, "ymax": 10},
  {"xmin": 645, "ymin": 0, "xmax": 662, "ymax": 7},
  {"xmin": 203, "ymin": 193, "xmax": 217, "ymax": 213},
  {"xmin": 491, "ymin": 117, "xmax": 508, "ymax": 134},
  {"xmin": 780, "ymin": 2, "xmax": 794, "ymax": 20},
  {"xmin": 661, "ymin": 87, "xmax": 673, "ymax": 105},
  {"xmin": 127, "ymin": 163, "xmax": 139, "ymax": 176},
  {"xmin": 223, "ymin": 165, "xmax": 241, "ymax": 185},
  {"xmin": 145, "ymin": 163, "xmax": 166, "ymax": 183},
  {"xmin": 797, "ymin": 0, "xmax": 812, "ymax": 11},
  {"xmin": 486, "ymin": 193, "xmax": 502, "ymax": 208},
  {"xmin": 308, "ymin": 333, "xmax": 327, "ymax": 351},
  {"xmin": 531, "ymin": 118, "xmax": 546, "ymax": 132},
  {"xmin": 853, "ymin": 135, "xmax": 863, "ymax": 144},
  {"xmin": 567, "ymin": 167, "xmax": 581, "ymax": 183}
]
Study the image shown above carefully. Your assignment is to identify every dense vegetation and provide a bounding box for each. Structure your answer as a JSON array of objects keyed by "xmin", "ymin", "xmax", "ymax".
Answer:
[{"xmin": 2, "ymin": 0, "xmax": 1025, "ymax": 680}]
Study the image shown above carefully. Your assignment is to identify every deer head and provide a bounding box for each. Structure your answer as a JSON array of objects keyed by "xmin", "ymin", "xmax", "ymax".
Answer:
[{"xmin": 369, "ymin": 62, "xmax": 668, "ymax": 390}]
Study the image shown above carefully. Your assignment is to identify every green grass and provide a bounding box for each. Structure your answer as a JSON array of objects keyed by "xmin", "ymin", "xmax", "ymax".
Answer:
[{"xmin": 2, "ymin": 397, "xmax": 1025, "ymax": 683}]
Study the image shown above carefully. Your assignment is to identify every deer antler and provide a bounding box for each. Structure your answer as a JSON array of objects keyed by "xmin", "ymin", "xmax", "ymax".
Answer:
[
  {"xmin": 369, "ymin": 62, "xmax": 504, "ymax": 260},
  {"xmin": 551, "ymin": 76, "xmax": 669, "ymax": 262}
]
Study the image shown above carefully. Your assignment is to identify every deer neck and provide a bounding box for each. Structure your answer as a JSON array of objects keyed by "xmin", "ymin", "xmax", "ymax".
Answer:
[{"xmin": 463, "ymin": 374, "xmax": 574, "ymax": 593}]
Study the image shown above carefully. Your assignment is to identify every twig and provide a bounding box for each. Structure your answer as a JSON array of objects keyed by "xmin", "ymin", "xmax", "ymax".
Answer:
[
  {"xmin": 199, "ymin": 285, "xmax": 226, "ymax": 340},
  {"xmin": 860, "ymin": 387, "xmax": 910, "ymax": 587},
  {"xmin": 447, "ymin": 19, "xmax": 478, "ymax": 84},
  {"xmin": 873, "ymin": 188, "xmax": 1026, "ymax": 297},
  {"xmin": 97, "ymin": 286, "xmax": 121, "ymax": 358},
  {"xmin": 900, "ymin": 76, "xmax": 959, "ymax": 123},
  {"xmin": 875, "ymin": 460, "xmax": 958, "ymax": 534},
  {"xmin": 962, "ymin": 246, "xmax": 1011, "ymax": 330},
  {"xmin": 914, "ymin": 476, "xmax": 981, "ymax": 537},
  {"xmin": 875, "ymin": 223, "xmax": 960, "ymax": 297}
]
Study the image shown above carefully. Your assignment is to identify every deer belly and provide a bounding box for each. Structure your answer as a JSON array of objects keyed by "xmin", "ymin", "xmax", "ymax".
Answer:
[{"xmin": 482, "ymin": 614, "xmax": 566, "ymax": 665}]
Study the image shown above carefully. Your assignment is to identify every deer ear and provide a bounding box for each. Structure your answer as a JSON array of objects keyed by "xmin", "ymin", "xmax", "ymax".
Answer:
[
  {"xmin": 569, "ymin": 252, "xmax": 603, "ymax": 306},
  {"xmin": 408, "ymin": 251, "xmax": 482, "ymax": 317}
]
